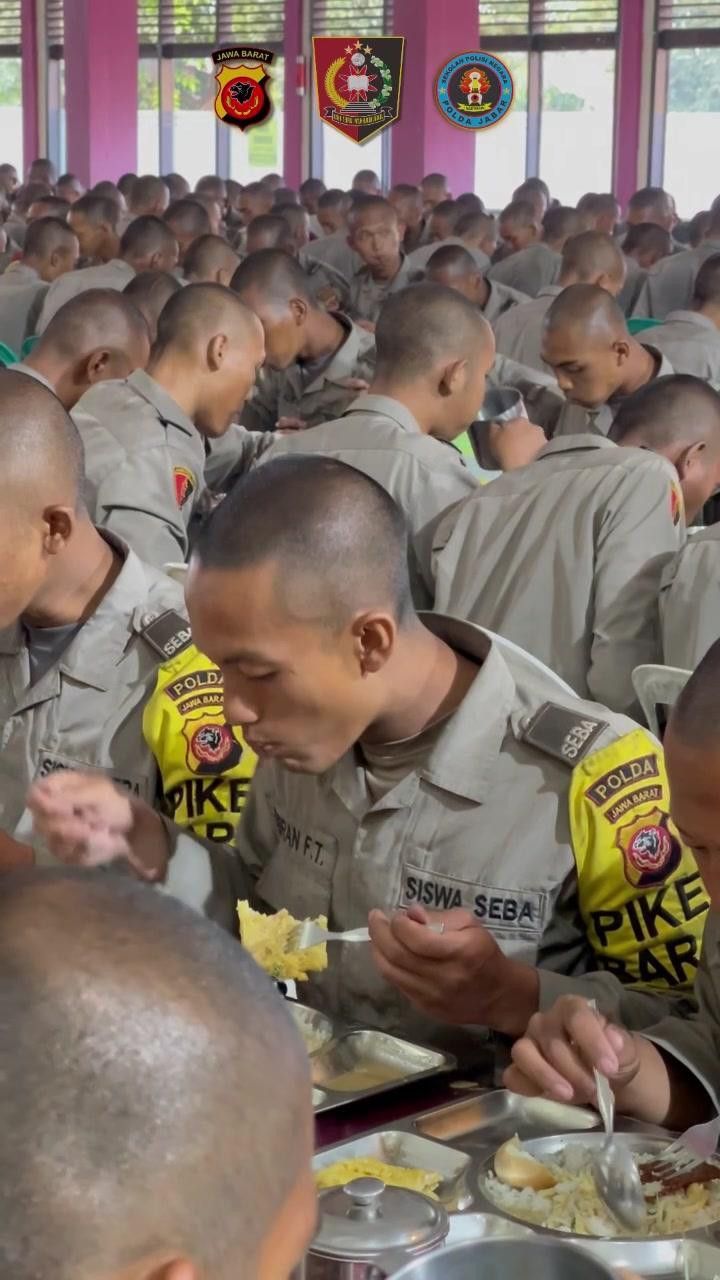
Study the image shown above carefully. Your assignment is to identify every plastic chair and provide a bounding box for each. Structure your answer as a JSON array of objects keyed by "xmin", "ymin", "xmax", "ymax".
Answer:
[
  {"xmin": 163, "ymin": 562, "xmax": 188, "ymax": 585},
  {"xmin": 0, "ymin": 341, "xmax": 19, "ymax": 366},
  {"xmin": 632, "ymin": 663, "xmax": 691, "ymax": 739},
  {"xmin": 21, "ymin": 334, "xmax": 39, "ymax": 359},
  {"xmin": 627, "ymin": 317, "xmax": 662, "ymax": 336}
]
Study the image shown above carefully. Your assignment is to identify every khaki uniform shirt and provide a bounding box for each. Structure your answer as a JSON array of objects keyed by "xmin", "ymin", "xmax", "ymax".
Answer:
[
  {"xmin": 301, "ymin": 254, "xmax": 351, "ymax": 311},
  {"xmin": 11, "ymin": 360, "xmax": 55, "ymax": 393},
  {"xmin": 482, "ymin": 279, "xmax": 531, "ymax": 326},
  {"xmin": 488, "ymin": 243, "xmax": 562, "ymax": 298},
  {"xmin": 492, "ymin": 285, "xmax": 563, "ymax": 371},
  {"xmin": 0, "ymin": 537, "xmax": 185, "ymax": 860},
  {"xmin": 259, "ymin": 393, "xmax": 476, "ymax": 607},
  {"xmin": 617, "ymin": 256, "xmax": 645, "ymax": 316},
  {"xmin": 72, "ymin": 369, "xmax": 207, "ymax": 569},
  {"xmin": 0, "ymin": 266, "xmax": 48, "ymax": 354},
  {"xmin": 407, "ymin": 237, "xmax": 491, "ymax": 274},
  {"xmin": 162, "ymin": 616, "xmax": 706, "ymax": 1054},
  {"xmin": 240, "ymin": 317, "xmax": 376, "ymax": 432},
  {"xmin": 632, "ymin": 241, "xmax": 720, "ymax": 319},
  {"xmin": 38, "ymin": 258, "xmax": 135, "ymax": 331},
  {"xmin": 660, "ymin": 525, "xmax": 720, "ymax": 671},
  {"xmin": 303, "ymin": 230, "xmax": 363, "ymax": 282},
  {"xmin": 648, "ymin": 310, "xmax": 720, "ymax": 380},
  {"xmin": 348, "ymin": 255, "xmax": 417, "ymax": 324},
  {"xmin": 432, "ymin": 437, "xmax": 684, "ymax": 717}
]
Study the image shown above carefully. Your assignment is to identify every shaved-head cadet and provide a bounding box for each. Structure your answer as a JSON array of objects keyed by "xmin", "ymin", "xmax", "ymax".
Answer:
[
  {"xmin": 231, "ymin": 248, "xmax": 375, "ymax": 431},
  {"xmin": 0, "ymin": 870, "xmax": 315, "ymax": 1280},
  {"xmin": 347, "ymin": 196, "xmax": 417, "ymax": 323},
  {"xmin": 14, "ymin": 288, "xmax": 151, "ymax": 409},
  {"xmin": 434, "ymin": 373, "xmax": 720, "ymax": 716},
  {"xmin": 164, "ymin": 196, "xmax": 212, "ymax": 264},
  {"xmin": 123, "ymin": 268, "xmax": 182, "ymax": 342},
  {"xmin": 493, "ymin": 231, "xmax": 626, "ymax": 372},
  {"xmin": 31, "ymin": 457, "xmax": 710, "ymax": 1058},
  {"xmin": 72, "ymin": 282, "xmax": 266, "ymax": 568},
  {"xmin": 488, "ymin": 203, "xmax": 581, "ymax": 297},
  {"xmin": 184, "ymin": 232, "xmax": 240, "ymax": 286},
  {"xmin": 0, "ymin": 216, "xmax": 79, "ymax": 354},
  {"xmin": 37, "ymin": 214, "xmax": 179, "ymax": 331},
  {"xmin": 425, "ymin": 243, "xmax": 528, "ymax": 326},
  {"xmin": 633, "ymin": 201, "xmax": 720, "ymax": 319},
  {"xmin": 648, "ymin": 253, "xmax": 720, "ymax": 380},
  {"xmin": 257, "ymin": 281, "xmax": 491, "ymax": 604}
]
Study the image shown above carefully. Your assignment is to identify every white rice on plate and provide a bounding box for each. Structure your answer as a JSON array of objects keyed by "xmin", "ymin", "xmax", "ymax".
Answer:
[{"xmin": 483, "ymin": 1145, "xmax": 720, "ymax": 1237}]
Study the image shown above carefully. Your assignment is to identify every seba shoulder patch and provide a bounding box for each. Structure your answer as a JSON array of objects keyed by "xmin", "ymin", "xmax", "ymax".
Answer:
[
  {"xmin": 140, "ymin": 609, "xmax": 192, "ymax": 662},
  {"xmin": 522, "ymin": 701, "xmax": 608, "ymax": 767}
]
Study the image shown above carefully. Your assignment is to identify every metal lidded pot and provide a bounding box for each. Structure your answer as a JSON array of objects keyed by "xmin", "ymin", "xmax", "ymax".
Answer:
[
  {"xmin": 388, "ymin": 1238, "xmax": 619, "ymax": 1280},
  {"xmin": 305, "ymin": 1176, "xmax": 449, "ymax": 1280}
]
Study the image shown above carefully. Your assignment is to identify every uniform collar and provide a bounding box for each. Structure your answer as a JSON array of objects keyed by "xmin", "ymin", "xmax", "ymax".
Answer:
[
  {"xmin": 536, "ymin": 434, "xmax": 617, "ymax": 459},
  {"xmin": 126, "ymin": 368, "xmax": 197, "ymax": 437},
  {"xmin": 11, "ymin": 362, "xmax": 56, "ymax": 394},
  {"xmin": 355, "ymin": 251, "xmax": 412, "ymax": 287},
  {"xmin": 0, "ymin": 533, "xmax": 173, "ymax": 702},
  {"xmin": 343, "ymin": 393, "xmax": 422, "ymax": 435},
  {"xmin": 537, "ymin": 284, "xmax": 564, "ymax": 298},
  {"xmin": 643, "ymin": 343, "xmax": 674, "ymax": 379},
  {"xmin": 664, "ymin": 309, "xmax": 717, "ymax": 332},
  {"xmin": 1, "ymin": 261, "xmax": 39, "ymax": 284},
  {"xmin": 298, "ymin": 316, "xmax": 370, "ymax": 394},
  {"xmin": 329, "ymin": 614, "xmax": 515, "ymax": 814}
]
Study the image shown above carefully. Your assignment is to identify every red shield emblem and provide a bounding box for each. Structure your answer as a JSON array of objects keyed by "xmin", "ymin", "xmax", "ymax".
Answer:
[
  {"xmin": 213, "ymin": 47, "xmax": 274, "ymax": 132},
  {"xmin": 312, "ymin": 36, "xmax": 405, "ymax": 143}
]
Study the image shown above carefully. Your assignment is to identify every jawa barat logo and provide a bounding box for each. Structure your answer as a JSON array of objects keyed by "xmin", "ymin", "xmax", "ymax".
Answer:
[{"xmin": 212, "ymin": 46, "xmax": 274, "ymax": 131}]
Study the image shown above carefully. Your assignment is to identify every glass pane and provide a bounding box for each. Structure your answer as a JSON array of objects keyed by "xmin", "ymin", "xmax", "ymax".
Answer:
[
  {"xmin": 539, "ymin": 49, "xmax": 615, "ymax": 203},
  {"xmin": 138, "ymin": 56, "xmax": 160, "ymax": 173},
  {"xmin": 0, "ymin": 57, "xmax": 22, "ymax": 174},
  {"xmin": 229, "ymin": 55, "xmax": 285, "ymax": 182},
  {"xmin": 317, "ymin": 125, "xmax": 383, "ymax": 192},
  {"xmin": 48, "ymin": 59, "xmax": 66, "ymax": 176},
  {"xmin": 474, "ymin": 52, "xmax": 527, "ymax": 209},
  {"xmin": 664, "ymin": 47, "xmax": 720, "ymax": 216},
  {"xmin": 172, "ymin": 56, "xmax": 216, "ymax": 187}
]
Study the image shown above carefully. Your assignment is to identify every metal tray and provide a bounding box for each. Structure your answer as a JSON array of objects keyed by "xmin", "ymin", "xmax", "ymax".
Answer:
[
  {"xmin": 315, "ymin": 1089, "xmax": 720, "ymax": 1276},
  {"xmin": 313, "ymin": 1130, "xmax": 473, "ymax": 1211},
  {"xmin": 288, "ymin": 1001, "xmax": 456, "ymax": 1115}
]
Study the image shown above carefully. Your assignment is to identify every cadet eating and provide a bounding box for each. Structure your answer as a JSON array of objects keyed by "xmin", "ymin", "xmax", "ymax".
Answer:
[{"xmin": 5, "ymin": 150, "xmax": 720, "ymax": 1280}]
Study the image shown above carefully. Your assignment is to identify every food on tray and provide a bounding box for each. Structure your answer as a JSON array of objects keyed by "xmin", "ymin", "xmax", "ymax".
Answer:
[
  {"xmin": 494, "ymin": 1135, "xmax": 558, "ymax": 1190},
  {"xmin": 316, "ymin": 1157, "xmax": 442, "ymax": 1197},
  {"xmin": 322, "ymin": 1064, "xmax": 408, "ymax": 1093},
  {"xmin": 485, "ymin": 1138, "xmax": 720, "ymax": 1237},
  {"xmin": 237, "ymin": 902, "xmax": 328, "ymax": 981}
]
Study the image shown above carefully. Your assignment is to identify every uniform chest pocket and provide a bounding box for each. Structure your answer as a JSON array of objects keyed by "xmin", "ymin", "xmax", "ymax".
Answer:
[
  {"xmin": 398, "ymin": 849, "xmax": 547, "ymax": 943},
  {"xmin": 255, "ymin": 816, "xmax": 339, "ymax": 922},
  {"xmin": 35, "ymin": 749, "xmax": 149, "ymax": 800}
]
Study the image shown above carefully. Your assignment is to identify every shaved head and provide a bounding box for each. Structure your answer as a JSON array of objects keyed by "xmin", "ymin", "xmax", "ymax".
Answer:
[
  {"xmin": 545, "ymin": 281, "xmax": 626, "ymax": 340},
  {"xmin": 627, "ymin": 186, "xmax": 675, "ymax": 231},
  {"xmin": 693, "ymin": 253, "xmax": 720, "ymax": 307},
  {"xmin": 542, "ymin": 206, "xmax": 584, "ymax": 248},
  {"xmin": 610, "ymin": 375, "xmax": 720, "ymax": 449},
  {"xmin": 0, "ymin": 369, "xmax": 83, "ymax": 502},
  {"xmin": 129, "ymin": 173, "xmax": 170, "ymax": 215},
  {"xmin": 426, "ymin": 243, "xmax": 478, "ymax": 279},
  {"xmin": 232, "ymin": 247, "xmax": 316, "ymax": 309},
  {"xmin": 542, "ymin": 283, "xmax": 637, "ymax": 409},
  {"xmin": 560, "ymin": 230, "xmax": 626, "ymax": 291},
  {"xmin": 154, "ymin": 281, "xmax": 262, "ymax": 357},
  {"xmin": 671, "ymin": 640, "xmax": 720, "ymax": 748},
  {"xmin": 184, "ymin": 233, "xmax": 240, "ymax": 285},
  {"xmin": 375, "ymin": 280, "xmax": 493, "ymax": 380},
  {"xmin": 623, "ymin": 221, "xmax": 673, "ymax": 263},
  {"xmin": 245, "ymin": 213, "xmax": 295, "ymax": 254},
  {"xmin": 348, "ymin": 195, "xmax": 398, "ymax": 230},
  {"xmin": 163, "ymin": 198, "xmax": 212, "ymax": 261},
  {"xmin": 123, "ymin": 269, "xmax": 182, "ymax": 340},
  {"xmin": 0, "ymin": 869, "xmax": 312, "ymax": 1280},
  {"xmin": 37, "ymin": 287, "xmax": 150, "ymax": 365}
]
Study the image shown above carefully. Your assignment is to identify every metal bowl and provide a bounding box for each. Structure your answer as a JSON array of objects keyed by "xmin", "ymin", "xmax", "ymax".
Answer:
[{"xmin": 389, "ymin": 1238, "xmax": 617, "ymax": 1280}]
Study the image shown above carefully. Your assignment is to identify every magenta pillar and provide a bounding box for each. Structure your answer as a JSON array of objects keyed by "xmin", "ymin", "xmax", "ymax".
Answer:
[
  {"xmin": 390, "ymin": 0, "xmax": 477, "ymax": 192},
  {"xmin": 283, "ymin": 0, "xmax": 304, "ymax": 187},
  {"xmin": 613, "ymin": 0, "xmax": 644, "ymax": 206},
  {"xmin": 64, "ymin": 0, "xmax": 138, "ymax": 185},
  {"xmin": 21, "ymin": 0, "xmax": 40, "ymax": 170}
]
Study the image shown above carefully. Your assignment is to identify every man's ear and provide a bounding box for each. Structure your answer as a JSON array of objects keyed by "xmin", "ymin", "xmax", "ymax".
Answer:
[
  {"xmin": 42, "ymin": 505, "xmax": 74, "ymax": 555},
  {"xmin": 207, "ymin": 332, "xmax": 228, "ymax": 371},
  {"xmin": 350, "ymin": 610, "xmax": 396, "ymax": 675},
  {"xmin": 613, "ymin": 338, "xmax": 631, "ymax": 366},
  {"xmin": 83, "ymin": 348, "xmax": 112, "ymax": 384},
  {"xmin": 675, "ymin": 439, "xmax": 707, "ymax": 481},
  {"xmin": 438, "ymin": 357, "xmax": 467, "ymax": 398},
  {"xmin": 289, "ymin": 296, "xmax": 309, "ymax": 326}
]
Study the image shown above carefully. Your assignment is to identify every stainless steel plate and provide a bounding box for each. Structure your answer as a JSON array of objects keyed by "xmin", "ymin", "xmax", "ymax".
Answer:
[
  {"xmin": 313, "ymin": 1130, "xmax": 473, "ymax": 1211},
  {"xmin": 414, "ymin": 1089, "xmax": 599, "ymax": 1144},
  {"xmin": 289, "ymin": 1003, "xmax": 335, "ymax": 1057},
  {"xmin": 444, "ymin": 1212, "xmax": 537, "ymax": 1245},
  {"xmin": 311, "ymin": 1029, "xmax": 454, "ymax": 1113}
]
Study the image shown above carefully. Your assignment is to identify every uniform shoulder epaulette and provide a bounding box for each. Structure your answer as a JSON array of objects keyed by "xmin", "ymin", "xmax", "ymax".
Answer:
[
  {"xmin": 520, "ymin": 701, "xmax": 609, "ymax": 767},
  {"xmin": 139, "ymin": 609, "xmax": 192, "ymax": 662}
]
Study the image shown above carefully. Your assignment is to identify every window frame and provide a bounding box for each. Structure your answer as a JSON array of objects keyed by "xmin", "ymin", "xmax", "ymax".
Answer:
[{"xmin": 649, "ymin": 0, "xmax": 720, "ymax": 186}]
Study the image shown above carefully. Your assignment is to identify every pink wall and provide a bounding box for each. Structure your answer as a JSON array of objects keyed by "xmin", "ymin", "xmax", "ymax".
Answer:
[
  {"xmin": 390, "ymin": 0, "xmax": 478, "ymax": 191},
  {"xmin": 283, "ymin": 0, "xmax": 304, "ymax": 188},
  {"xmin": 613, "ymin": 0, "xmax": 645, "ymax": 206},
  {"xmin": 64, "ymin": 0, "xmax": 138, "ymax": 185},
  {"xmin": 21, "ymin": 0, "xmax": 39, "ymax": 169}
]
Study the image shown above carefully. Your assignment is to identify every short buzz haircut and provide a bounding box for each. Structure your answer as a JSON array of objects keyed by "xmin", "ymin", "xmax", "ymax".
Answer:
[
  {"xmin": 71, "ymin": 192, "xmax": 119, "ymax": 230},
  {"xmin": 120, "ymin": 214, "xmax": 178, "ymax": 260},
  {"xmin": 37, "ymin": 288, "xmax": 150, "ymax": 361},
  {"xmin": 153, "ymin": 281, "xmax": 257, "ymax": 357},
  {"xmin": 163, "ymin": 197, "xmax": 211, "ymax": 237},
  {"xmin": 0, "ymin": 868, "xmax": 310, "ymax": 1280},
  {"xmin": 670, "ymin": 637, "xmax": 720, "ymax": 745},
  {"xmin": 515, "ymin": 176, "xmax": 550, "ymax": 201},
  {"xmin": 183, "ymin": 233, "xmax": 239, "ymax": 281},
  {"xmin": 29, "ymin": 195, "xmax": 70, "ymax": 217},
  {"xmin": 347, "ymin": 194, "xmax": 398, "ymax": 226},
  {"xmin": 609, "ymin": 375, "xmax": 720, "ymax": 448},
  {"xmin": 542, "ymin": 205, "xmax": 583, "ymax": 243},
  {"xmin": 245, "ymin": 213, "xmax": 294, "ymax": 251},
  {"xmin": 300, "ymin": 177, "xmax": 326, "ymax": 197},
  {"xmin": 430, "ymin": 199, "xmax": 458, "ymax": 224},
  {"xmin": 0, "ymin": 369, "xmax": 85, "ymax": 501},
  {"xmin": 231, "ymin": 247, "xmax": 318, "ymax": 308},
  {"xmin": 500, "ymin": 198, "xmax": 538, "ymax": 227},
  {"xmin": 623, "ymin": 221, "xmax": 673, "ymax": 258},
  {"xmin": 123, "ymin": 270, "xmax": 182, "ymax": 330},
  {"xmin": 195, "ymin": 455, "xmax": 414, "ymax": 627},
  {"xmin": 454, "ymin": 192, "xmax": 484, "ymax": 215},
  {"xmin": 130, "ymin": 173, "xmax": 169, "ymax": 210},
  {"xmin": 318, "ymin": 187, "xmax": 345, "ymax": 210},
  {"xmin": 425, "ymin": 243, "xmax": 479, "ymax": 277},
  {"xmin": 628, "ymin": 185, "xmax": 672, "ymax": 216},
  {"xmin": 23, "ymin": 215, "xmax": 76, "ymax": 259},
  {"xmin": 560, "ymin": 229, "xmax": 625, "ymax": 281},
  {"xmin": 693, "ymin": 253, "xmax": 720, "ymax": 307},
  {"xmin": 374, "ymin": 280, "xmax": 492, "ymax": 381},
  {"xmin": 456, "ymin": 209, "xmax": 495, "ymax": 239}
]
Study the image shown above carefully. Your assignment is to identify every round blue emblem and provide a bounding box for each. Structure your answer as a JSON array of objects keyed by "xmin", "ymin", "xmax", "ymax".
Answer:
[{"xmin": 434, "ymin": 51, "xmax": 514, "ymax": 131}]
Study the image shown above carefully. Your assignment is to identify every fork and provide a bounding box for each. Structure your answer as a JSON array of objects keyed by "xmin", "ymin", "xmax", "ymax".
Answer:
[
  {"xmin": 652, "ymin": 1115, "xmax": 720, "ymax": 1178},
  {"xmin": 292, "ymin": 920, "xmax": 445, "ymax": 950}
]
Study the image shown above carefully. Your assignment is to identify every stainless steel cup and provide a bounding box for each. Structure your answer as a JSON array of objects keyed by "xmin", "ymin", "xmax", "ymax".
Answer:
[{"xmin": 469, "ymin": 387, "xmax": 528, "ymax": 471}]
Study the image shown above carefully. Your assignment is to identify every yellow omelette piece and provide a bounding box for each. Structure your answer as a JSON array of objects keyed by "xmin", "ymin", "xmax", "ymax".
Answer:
[
  {"xmin": 237, "ymin": 901, "xmax": 328, "ymax": 981},
  {"xmin": 316, "ymin": 1157, "xmax": 441, "ymax": 1198}
]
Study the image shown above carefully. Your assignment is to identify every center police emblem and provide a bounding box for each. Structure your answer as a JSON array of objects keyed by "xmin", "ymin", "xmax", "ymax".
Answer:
[
  {"xmin": 615, "ymin": 807, "xmax": 682, "ymax": 888},
  {"xmin": 435, "ymin": 51, "xmax": 513, "ymax": 131}
]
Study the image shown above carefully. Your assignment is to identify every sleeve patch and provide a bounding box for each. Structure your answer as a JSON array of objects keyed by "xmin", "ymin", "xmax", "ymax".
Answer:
[
  {"xmin": 141, "ymin": 609, "xmax": 192, "ymax": 661},
  {"xmin": 522, "ymin": 701, "xmax": 608, "ymax": 766}
]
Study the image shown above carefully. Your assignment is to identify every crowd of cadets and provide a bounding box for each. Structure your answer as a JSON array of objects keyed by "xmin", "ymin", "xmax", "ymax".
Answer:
[{"xmin": 3, "ymin": 153, "xmax": 720, "ymax": 1276}]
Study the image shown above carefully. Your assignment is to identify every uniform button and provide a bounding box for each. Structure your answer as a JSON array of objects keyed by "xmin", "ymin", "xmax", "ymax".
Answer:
[{"xmin": 140, "ymin": 611, "xmax": 159, "ymax": 628}]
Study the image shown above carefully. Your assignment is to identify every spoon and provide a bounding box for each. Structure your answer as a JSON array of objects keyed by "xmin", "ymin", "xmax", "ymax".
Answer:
[{"xmin": 589, "ymin": 1002, "xmax": 646, "ymax": 1232}]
